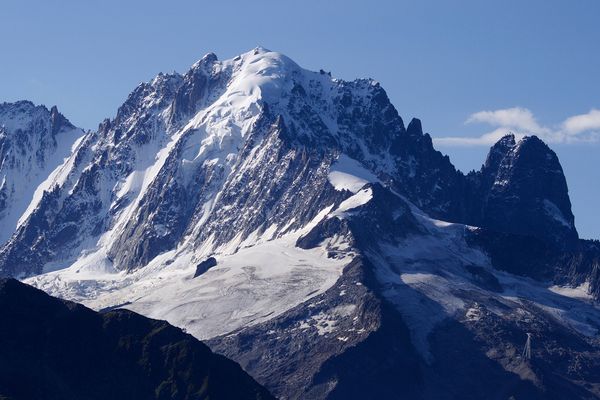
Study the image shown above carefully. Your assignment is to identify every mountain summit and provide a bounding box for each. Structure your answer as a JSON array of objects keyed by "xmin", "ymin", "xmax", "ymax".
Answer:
[{"xmin": 1, "ymin": 49, "xmax": 599, "ymax": 399}]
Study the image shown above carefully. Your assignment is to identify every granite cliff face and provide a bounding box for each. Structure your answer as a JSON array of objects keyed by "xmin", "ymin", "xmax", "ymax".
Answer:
[
  {"xmin": 471, "ymin": 134, "xmax": 577, "ymax": 246},
  {"xmin": 0, "ymin": 49, "xmax": 599, "ymax": 399}
]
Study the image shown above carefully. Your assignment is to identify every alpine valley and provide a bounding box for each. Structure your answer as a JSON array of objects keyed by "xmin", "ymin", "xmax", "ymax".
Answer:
[{"xmin": 2, "ymin": 48, "xmax": 600, "ymax": 399}]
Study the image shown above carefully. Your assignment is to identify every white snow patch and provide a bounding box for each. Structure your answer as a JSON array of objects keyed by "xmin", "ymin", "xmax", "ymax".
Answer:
[
  {"xmin": 328, "ymin": 154, "xmax": 378, "ymax": 193},
  {"xmin": 299, "ymin": 304, "xmax": 356, "ymax": 336},
  {"xmin": 465, "ymin": 306, "xmax": 482, "ymax": 322},
  {"xmin": 543, "ymin": 199, "xmax": 572, "ymax": 228},
  {"xmin": 548, "ymin": 282, "xmax": 592, "ymax": 300},
  {"xmin": 330, "ymin": 187, "xmax": 373, "ymax": 218}
]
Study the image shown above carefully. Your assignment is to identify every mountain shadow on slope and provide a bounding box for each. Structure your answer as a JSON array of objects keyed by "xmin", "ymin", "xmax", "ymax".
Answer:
[{"xmin": 0, "ymin": 278, "xmax": 274, "ymax": 400}]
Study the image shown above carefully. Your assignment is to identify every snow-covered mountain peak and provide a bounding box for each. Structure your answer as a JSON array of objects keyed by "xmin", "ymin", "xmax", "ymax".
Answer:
[
  {"xmin": 0, "ymin": 49, "xmax": 415, "ymax": 279},
  {"xmin": 0, "ymin": 48, "xmax": 585, "ymax": 279},
  {"xmin": 105, "ymin": 48, "xmax": 390, "ymax": 158}
]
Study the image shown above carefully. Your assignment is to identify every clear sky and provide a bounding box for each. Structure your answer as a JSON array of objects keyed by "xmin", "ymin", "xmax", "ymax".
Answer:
[{"xmin": 1, "ymin": 0, "xmax": 598, "ymax": 238}]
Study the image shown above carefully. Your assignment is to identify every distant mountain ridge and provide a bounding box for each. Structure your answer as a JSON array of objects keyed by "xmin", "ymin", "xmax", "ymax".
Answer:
[{"xmin": 0, "ymin": 101, "xmax": 83, "ymax": 247}]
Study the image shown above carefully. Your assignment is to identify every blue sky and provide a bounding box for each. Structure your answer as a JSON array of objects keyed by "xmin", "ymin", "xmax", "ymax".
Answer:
[{"xmin": 1, "ymin": 0, "xmax": 598, "ymax": 238}]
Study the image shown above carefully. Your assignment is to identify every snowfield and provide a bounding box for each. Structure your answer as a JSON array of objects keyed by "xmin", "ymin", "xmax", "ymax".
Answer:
[
  {"xmin": 27, "ymin": 231, "xmax": 351, "ymax": 340},
  {"xmin": 328, "ymin": 154, "xmax": 379, "ymax": 193}
]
